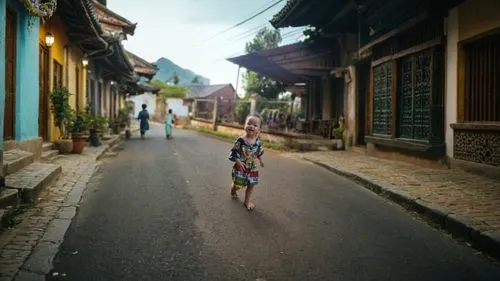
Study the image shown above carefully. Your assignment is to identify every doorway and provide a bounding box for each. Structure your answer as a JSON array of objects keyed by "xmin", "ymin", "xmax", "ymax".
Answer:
[
  {"xmin": 4, "ymin": 8, "xmax": 17, "ymax": 140},
  {"xmin": 39, "ymin": 45, "xmax": 50, "ymax": 140},
  {"xmin": 356, "ymin": 61, "xmax": 371, "ymax": 145}
]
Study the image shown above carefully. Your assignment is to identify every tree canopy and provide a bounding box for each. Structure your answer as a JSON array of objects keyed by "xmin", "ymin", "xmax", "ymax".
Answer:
[
  {"xmin": 191, "ymin": 76, "xmax": 202, "ymax": 84},
  {"xmin": 242, "ymin": 27, "xmax": 285, "ymax": 99},
  {"xmin": 150, "ymin": 80, "xmax": 187, "ymax": 99},
  {"xmin": 169, "ymin": 72, "xmax": 180, "ymax": 85}
]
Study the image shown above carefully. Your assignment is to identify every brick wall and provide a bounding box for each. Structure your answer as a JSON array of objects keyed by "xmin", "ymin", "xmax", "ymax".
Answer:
[{"xmin": 207, "ymin": 85, "xmax": 236, "ymax": 117}]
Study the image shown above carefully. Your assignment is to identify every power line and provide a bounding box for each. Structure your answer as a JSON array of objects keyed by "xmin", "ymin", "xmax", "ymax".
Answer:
[
  {"xmin": 228, "ymin": 23, "xmax": 268, "ymax": 41},
  {"xmin": 201, "ymin": 0, "xmax": 285, "ymax": 44},
  {"xmin": 211, "ymin": 28, "xmax": 308, "ymax": 63}
]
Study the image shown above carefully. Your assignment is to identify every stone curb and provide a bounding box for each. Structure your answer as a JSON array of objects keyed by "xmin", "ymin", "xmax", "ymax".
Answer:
[
  {"xmin": 303, "ymin": 157, "xmax": 500, "ymax": 261},
  {"xmin": 8, "ymin": 138, "xmax": 125, "ymax": 281}
]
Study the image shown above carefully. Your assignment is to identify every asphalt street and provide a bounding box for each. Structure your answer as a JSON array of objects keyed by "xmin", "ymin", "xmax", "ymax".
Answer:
[{"xmin": 47, "ymin": 125, "xmax": 500, "ymax": 281}]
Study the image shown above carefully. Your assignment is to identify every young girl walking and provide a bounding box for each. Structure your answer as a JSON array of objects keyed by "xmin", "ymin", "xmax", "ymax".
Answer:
[
  {"xmin": 164, "ymin": 109, "xmax": 174, "ymax": 139},
  {"xmin": 228, "ymin": 114, "xmax": 264, "ymax": 210}
]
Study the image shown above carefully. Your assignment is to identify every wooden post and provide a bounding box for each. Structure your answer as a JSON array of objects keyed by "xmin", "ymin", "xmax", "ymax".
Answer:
[
  {"xmin": 212, "ymin": 99, "xmax": 218, "ymax": 131},
  {"xmin": 192, "ymin": 99, "xmax": 197, "ymax": 119}
]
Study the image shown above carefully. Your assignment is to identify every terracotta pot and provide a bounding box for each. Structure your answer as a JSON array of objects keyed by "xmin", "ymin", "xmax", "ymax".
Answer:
[
  {"xmin": 56, "ymin": 139, "xmax": 73, "ymax": 154},
  {"xmin": 72, "ymin": 139, "xmax": 86, "ymax": 154},
  {"xmin": 71, "ymin": 132, "xmax": 86, "ymax": 140}
]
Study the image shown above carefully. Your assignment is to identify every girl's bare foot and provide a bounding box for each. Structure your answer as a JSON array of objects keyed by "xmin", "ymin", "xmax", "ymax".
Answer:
[
  {"xmin": 244, "ymin": 202, "xmax": 255, "ymax": 211},
  {"xmin": 230, "ymin": 187, "xmax": 238, "ymax": 199}
]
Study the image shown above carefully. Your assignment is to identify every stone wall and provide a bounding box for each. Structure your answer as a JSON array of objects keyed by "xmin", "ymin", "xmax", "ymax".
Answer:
[{"xmin": 190, "ymin": 120, "xmax": 334, "ymax": 151}]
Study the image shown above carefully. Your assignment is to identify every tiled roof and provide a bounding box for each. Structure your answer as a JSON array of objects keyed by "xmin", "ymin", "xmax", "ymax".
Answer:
[
  {"xmin": 125, "ymin": 50, "xmax": 159, "ymax": 77},
  {"xmin": 269, "ymin": 0, "xmax": 301, "ymax": 28},
  {"xmin": 92, "ymin": 0, "xmax": 136, "ymax": 35},
  {"xmin": 186, "ymin": 84, "xmax": 232, "ymax": 99}
]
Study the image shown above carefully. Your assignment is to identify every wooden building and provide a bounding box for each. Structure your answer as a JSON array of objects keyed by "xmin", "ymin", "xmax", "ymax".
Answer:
[{"xmin": 269, "ymin": 0, "xmax": 466, "ymax": 167}]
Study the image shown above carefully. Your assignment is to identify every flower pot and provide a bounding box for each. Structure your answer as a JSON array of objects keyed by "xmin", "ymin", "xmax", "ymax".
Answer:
[
  {"xmin": 89, "ymin": 130, "xmax": 101, "ymax": 147},
  {"xmin": 56, "ymin": 139, "xmax": 73, "ymax": 154},
  {"xmin": 331, "ymin": 139, "xmax": 344, "ymax": 150},
  {"xmin": 72, "ymin": 138, "xmax": 86, "ymax": 154},
  {"xmin": 71, "ymin": 132, "xmax": 86, "ymax": 140}
]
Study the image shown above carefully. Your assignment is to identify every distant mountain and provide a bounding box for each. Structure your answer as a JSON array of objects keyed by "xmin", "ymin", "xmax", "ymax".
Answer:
[{"xmin": 152, "ymin": 57, "xmax": 210, "ymax": 86}]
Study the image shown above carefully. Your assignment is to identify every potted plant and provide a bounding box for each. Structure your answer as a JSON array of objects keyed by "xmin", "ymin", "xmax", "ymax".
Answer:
[
  {"xmin": 49, "ymin": 86, "xmax": 73, "ymax": 154},
  {"xmin": 88, "ymin": 115, "xmax": 107, "ymax": 146},
  {"xmin": 331, "ymin": 115, "xmax": 345, "ymax": 150},
  {"xmin": 69, "ymin": 110, "xmax": 89, "ymax": 154},
  {"xmin": 117, "ymin": 108, "xmax": 129, "ymax": 131}
]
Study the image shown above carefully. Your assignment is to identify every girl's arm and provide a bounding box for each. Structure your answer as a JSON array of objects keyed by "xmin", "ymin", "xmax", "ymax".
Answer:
[
  {"xmin": 229, "ymin": 138, "xmax": 244, "ymax": 169},
  {"xmin": 229, "ymin": 138, "xmax": 241, "ymax": 162},
  {"xmin": 257, "ymin": 141, "xmax": 264, "ymax": 167}
]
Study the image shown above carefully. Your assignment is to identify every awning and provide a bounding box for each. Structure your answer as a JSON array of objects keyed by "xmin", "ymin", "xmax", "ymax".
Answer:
[{"xmin": 227, "ymin": 42, "xmax": 338, "ymax": 85}]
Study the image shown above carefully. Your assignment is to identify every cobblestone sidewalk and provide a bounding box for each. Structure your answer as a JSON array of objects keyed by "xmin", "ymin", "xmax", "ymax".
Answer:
[
  {"xmin": 285, "ymin": 150, "xmax": 500, "ymax": 260},
  {"xmin": 0, "ymin": 140, "xmax": 118, "ymax": 281}
]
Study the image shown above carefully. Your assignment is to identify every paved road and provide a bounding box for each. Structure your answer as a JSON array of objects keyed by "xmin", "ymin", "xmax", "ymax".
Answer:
[{"xmin": 47, "ymin": 125, "xmax": 500, "ymax": 281}]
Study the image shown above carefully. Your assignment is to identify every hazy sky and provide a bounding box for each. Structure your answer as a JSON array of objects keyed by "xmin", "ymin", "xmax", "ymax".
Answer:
[{"xmin": 107, "ymin": 0, "xmax": 304, "ymax": 93}]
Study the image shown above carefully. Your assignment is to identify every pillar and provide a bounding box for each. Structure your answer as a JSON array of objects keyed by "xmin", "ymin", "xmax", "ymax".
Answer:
[
  {"xmin": 0, "ymin": 1, "xmax": 6, "ymax": 190},
  {"xmin": 250, "ymin": 93, "xmax": 257, "ymax": 115}
]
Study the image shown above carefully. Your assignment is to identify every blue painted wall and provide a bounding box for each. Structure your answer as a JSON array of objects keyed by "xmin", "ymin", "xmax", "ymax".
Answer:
[
  {"xmin": 0, "ymin": 0, "xmax": 6, "ymax": 148},
  {"xmin": 11, "ymin": 0, "xmax": 40, "ymax": 140}
]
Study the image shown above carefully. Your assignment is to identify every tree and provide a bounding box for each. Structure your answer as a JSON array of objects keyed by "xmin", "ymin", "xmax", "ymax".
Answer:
[
  {"xmin": 169, "ymin": 72, "xmax": 180, "ymax": 85},
  {"xmin": 150, "ymin": 80, "xmax": 188, "ymax": 99},
  {"xmin": 242, "ymin": 27, "xmax": 285, "ymax": 99},
  {"xmin": 191, "ymin": 76, "xmax": 202, "ymax": 84}
]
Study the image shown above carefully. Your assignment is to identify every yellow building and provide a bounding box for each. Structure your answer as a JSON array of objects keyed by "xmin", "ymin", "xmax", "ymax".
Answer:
[{"xmin": 39, "ymin": 15, "xmax": 87, "ymax": 142}]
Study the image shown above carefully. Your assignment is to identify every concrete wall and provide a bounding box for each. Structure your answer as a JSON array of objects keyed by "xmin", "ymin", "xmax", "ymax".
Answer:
[
  {"xmin": 13, "ymin": 0, "xmax": 39, "ymax": 141},
  {"xmin": 445, "ymin": 7, "xmax": 459, "ymax": 160},
  {"xmin": 129, "ymin": 93, "xmax": 156, "ymax": 119},
  {"xmin": 458, "ymin": 0, "xmax": 500, "ymax": 42},
  {"xmin": 167, "ymin": 98, "xmax": 188, "ymax": 117}
]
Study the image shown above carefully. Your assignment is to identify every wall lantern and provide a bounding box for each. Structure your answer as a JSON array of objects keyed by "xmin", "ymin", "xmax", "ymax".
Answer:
[
  {"xmin": 82, "ymin": 57, "xmax": 89, "ymax": 67},
  {"xmin": 45, "ymin": 32, "xmax": 55, "ymax": 47}
]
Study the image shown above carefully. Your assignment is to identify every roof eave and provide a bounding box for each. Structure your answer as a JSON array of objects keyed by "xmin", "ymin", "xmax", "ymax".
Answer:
[{"xmin": 270, "ymin": 0, "xmax": 303, "ymax": 29}]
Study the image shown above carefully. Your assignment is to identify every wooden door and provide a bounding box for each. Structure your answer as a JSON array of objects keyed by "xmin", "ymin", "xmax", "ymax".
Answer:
[
  {"xmin": 4, "ymin": 8, "xmax": 17, "ymax": 140},
  {"xmin": 39, "ymin": 45, "xmax": 49, "ymax": 140},
  {"xmin": 53, "ymin": 60, "xmax": 63, "ymax": 89}
]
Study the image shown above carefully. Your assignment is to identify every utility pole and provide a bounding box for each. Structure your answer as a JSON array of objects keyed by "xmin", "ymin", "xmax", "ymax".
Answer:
[{"xmin": 234, "ymin": 66, "xmax": 241, "ymax": 113}]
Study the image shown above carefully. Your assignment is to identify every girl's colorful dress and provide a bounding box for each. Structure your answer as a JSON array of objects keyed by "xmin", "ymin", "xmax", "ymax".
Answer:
[
  {"xmin": 229, "ymin": 137, "xmax": 264, "ymax": 190},
  {"xmin": 164, "ymin": 114, "xmax": 173, "ymax": 137}
]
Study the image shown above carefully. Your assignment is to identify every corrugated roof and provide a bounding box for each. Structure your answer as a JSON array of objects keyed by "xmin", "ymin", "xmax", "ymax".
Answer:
[{"xmin": 186, "ymin": 84, "xmax": 232, "ymax": 98}]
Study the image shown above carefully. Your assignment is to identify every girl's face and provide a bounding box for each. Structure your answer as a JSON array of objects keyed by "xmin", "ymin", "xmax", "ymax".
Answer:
[{"xmin": 245, "ymin": 116, "xmax": 260, "ymax": 137}]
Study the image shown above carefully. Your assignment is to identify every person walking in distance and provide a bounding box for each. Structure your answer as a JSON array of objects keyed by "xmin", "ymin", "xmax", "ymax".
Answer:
[
  {"xmin": 164, "ymin": 109, "xmax": 175, "ymax": 139},
  {"xmin": 137, "ymin": 103, "xmax": 150, "ymax": 139},
  {"xmin": 228, "ymin": 114, "xmax": 265, "ymax": 211}
]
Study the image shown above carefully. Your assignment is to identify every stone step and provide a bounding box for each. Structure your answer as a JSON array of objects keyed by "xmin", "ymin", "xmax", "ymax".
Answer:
[
  {"xmin": 40, "ymin": 150, "xmax": 59, "ymax": 161},
  {"xmin": 42, "ymin": 142, "xmax": 54, "ymax": 152},
  {"xmin": 0, "ymin": 188, "xmax": 19, "ymax": 209},
  {"xmin": 0, "ymin": 206, "xmax": 16, "ymax": 229},
  {"xmin": 6, "ymin": 163, "xmax": 62, "ymax": 204},
  {"xmin": 3, "ymin": 149, "xmax": 35, "ymax": 176}
]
